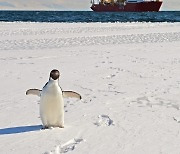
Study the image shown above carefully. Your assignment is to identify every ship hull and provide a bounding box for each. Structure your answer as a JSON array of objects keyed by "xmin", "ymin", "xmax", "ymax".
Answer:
[{"xmin": 91, "ymin": 1, "xmax": 162, "ymax": 12}]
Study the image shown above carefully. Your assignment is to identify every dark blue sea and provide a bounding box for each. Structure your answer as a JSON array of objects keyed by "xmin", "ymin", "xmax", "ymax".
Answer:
[{"xmin": 0, "ymin": 11, "xmax": 179, "ymax": 23}]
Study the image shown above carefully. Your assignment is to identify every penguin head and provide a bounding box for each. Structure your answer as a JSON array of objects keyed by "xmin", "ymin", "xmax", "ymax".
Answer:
[{"xmin": 50, "ymin": 69, "xmax": 60, "ymax": 80}]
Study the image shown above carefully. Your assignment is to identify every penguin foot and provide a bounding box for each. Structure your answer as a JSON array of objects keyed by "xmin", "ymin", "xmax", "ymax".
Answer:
[
  {"xmin": 58, "ymin": 125, "xmax": 64, "ymax": 128},
  {"xmin": 41, "ymin": 125, "xmax": 64, "ymax": 129},
  {"xmin": 41, "ymin": 126, "xmax": 49, "ymax": 130}
]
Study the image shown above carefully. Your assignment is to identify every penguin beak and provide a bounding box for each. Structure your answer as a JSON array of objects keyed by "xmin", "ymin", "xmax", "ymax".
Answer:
[
  {"xmin": 50, "ymin": 77, "xmax": 58, "ymax": 81},
  {"xmin": 51, "ymin": 76, "xmax": 59, "ymax": 80}
]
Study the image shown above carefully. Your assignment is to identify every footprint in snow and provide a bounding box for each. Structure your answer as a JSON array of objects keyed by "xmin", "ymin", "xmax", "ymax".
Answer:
[
  {"xmin": 60, "ymin": 138, "xmax": 84, "ymax": 153},
  {"xmin": 94, "ymin": 115, "xmax": 114, "ymax": 126},
  {"xmin": 45, "ymin": 138, "xmax": 84, "ymax": 154}
]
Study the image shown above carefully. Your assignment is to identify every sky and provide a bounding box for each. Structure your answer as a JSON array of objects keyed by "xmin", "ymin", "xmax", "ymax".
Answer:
[{"xmin": 0, "ymin": 0, "xmax": 179, "ymax": 11}]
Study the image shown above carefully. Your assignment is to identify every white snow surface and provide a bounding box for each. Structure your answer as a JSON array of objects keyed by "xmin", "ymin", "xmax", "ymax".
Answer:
[{"xmin": 0, "ymin": 22, "xmax": 180, "ymax": 154}]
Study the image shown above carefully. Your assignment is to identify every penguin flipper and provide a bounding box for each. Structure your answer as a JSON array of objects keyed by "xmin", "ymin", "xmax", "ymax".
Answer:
[
  {"xmin": 63, "ymin": 91, "xmax": 82, "ymax": 100},
  {"xmin": 26, "ymin": 89, "xmax": 42, "ymax": 97}
]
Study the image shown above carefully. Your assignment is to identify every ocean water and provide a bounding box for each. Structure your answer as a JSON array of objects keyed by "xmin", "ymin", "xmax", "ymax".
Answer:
[{"xmin": 0, "ymin": 11, "xmax": 179, "ymax": 22}]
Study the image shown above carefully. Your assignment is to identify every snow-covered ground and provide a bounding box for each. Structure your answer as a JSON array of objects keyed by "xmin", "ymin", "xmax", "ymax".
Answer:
[{"xmin": 0, "ymin": 22, "xmax": 180, "ymax": 154}]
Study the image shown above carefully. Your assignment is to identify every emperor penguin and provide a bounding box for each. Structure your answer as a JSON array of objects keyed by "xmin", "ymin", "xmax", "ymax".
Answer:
[{"xmin": 26, "ymin": 69, "xmax": 81, "ymax": 129}]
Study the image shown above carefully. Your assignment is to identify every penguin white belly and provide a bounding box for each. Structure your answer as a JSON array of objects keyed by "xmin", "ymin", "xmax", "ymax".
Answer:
[{"xmin": 40, "ymin": 85, "xmax": 64, "ymax": 128}]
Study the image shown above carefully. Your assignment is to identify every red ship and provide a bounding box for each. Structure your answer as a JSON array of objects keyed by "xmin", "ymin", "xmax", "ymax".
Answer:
[{"xmin": 91, "ymin": 0, "xmax": 163, "ymax": 12}]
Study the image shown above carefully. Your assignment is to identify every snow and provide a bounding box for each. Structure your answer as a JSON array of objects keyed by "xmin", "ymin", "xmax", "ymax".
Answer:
[{"xmin": 0, "ymin": 22, "xmax": 180, "ymax": 154}]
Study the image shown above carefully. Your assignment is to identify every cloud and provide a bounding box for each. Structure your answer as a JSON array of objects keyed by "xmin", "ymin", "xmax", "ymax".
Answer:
[
  {"xmin": 0, "ymin": 2, "xmax": 15, "ymax": 8},
  {"xmin": 0, "ymin": 0, "xmax": 63, "ymax": 10},
  {"xmin": 0, "ymin": 0, "xmax": 91, "ymax": 10}
]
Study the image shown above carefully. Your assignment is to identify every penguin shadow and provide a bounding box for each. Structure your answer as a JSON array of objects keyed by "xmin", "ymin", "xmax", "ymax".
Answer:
[{"xmin": 0, "ymin": 125, "xmax": 42, "ymax": 135}]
